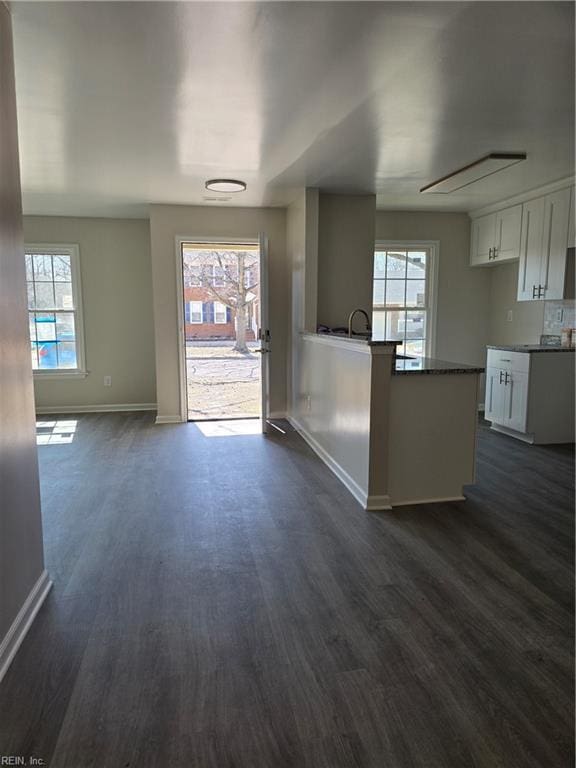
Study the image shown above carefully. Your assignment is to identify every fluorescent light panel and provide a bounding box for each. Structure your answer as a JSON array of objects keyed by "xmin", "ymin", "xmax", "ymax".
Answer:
[{"xmin": 420, "ymin": 152, "xmax": 527, "ymax": 194}]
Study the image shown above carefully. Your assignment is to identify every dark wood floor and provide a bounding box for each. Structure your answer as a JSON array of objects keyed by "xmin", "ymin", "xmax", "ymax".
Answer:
[{"xmin": 0, "ymin": 414, "xmax": 573, "ymax": 768}]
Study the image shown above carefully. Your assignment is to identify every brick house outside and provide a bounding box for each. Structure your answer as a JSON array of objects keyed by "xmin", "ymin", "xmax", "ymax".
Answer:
[{"xmin": 183, "ymin": 255, "xmax": 260, "ymax": 341}]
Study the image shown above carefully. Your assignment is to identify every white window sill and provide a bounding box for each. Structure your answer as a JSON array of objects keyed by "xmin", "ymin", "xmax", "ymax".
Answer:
[{"xmin": 33, "ymin": 370, "xmax": 88, "ymax": 380}]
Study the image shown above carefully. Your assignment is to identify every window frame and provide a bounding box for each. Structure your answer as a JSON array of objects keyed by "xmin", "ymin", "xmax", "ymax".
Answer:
[
  {"xmin": 25, "ymin": 243, "xmax": 87, "ymax": 378},
  {"xmin": 373, "ymin": 241, "xmax": 439, "ymax": 358},
  {"xmin": 189, "ymin": 301, "xmax": 203, "ymax": 324},
  {"xmin": 214, "ymin": 301, "xmax": 227, "ymax": 325}
]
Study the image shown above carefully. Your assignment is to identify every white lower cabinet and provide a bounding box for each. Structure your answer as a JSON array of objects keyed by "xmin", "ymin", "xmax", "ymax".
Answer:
[{"xmin": 485, "ymin": 349, "xmax": 574, "ymax": 444}]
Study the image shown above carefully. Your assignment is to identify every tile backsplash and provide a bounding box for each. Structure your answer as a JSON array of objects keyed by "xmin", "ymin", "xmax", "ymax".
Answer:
[{"xmin": 543, "ymin": 300, "xmax": 576, "ymax": 335}]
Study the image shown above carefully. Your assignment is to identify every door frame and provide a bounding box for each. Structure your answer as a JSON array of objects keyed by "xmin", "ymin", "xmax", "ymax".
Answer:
[{"xmin": 174, "ymin": 235, "xmax": 264, "ymax": 424}]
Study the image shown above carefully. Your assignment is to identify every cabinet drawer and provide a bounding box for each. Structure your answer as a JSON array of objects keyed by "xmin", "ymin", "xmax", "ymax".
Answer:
[{"xmin": 487, "ymin": 349, "xmax": 531, "ymax": 373}]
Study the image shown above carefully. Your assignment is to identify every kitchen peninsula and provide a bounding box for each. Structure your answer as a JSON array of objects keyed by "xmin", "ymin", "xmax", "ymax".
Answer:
[{"xmin": 289, "ymin": 332, "xmax": 484, "ymax": 510}]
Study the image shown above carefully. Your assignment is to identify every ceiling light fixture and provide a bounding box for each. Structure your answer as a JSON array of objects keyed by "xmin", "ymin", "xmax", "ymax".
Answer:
[
  {"xmin": 205, "ymin": 179, "xmax": 247, "ymax": 193},
  {"xmin": 420, "ymin": 152, "xmax": 527, "ymax": 194}
]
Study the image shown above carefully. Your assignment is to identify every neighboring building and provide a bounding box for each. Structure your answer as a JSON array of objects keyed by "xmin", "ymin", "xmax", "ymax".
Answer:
[{"xmin": 182, "ymin": 252, "xmax": 260, "ymax": 341}]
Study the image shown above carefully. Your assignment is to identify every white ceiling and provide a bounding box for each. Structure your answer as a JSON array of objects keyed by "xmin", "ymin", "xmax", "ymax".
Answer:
[{"xmin": 11, "ymin": 1, "xmax": 575, "ymax": 218}]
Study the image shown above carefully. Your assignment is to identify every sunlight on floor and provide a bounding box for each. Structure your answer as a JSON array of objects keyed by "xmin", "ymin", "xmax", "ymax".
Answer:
[
  {"xmin": 36, "ymin": 419, "xmax": 78, "ymax": 445},
  {"xmin": 193, "ymin": 419, "xmax": 261, "ymax": 437}
]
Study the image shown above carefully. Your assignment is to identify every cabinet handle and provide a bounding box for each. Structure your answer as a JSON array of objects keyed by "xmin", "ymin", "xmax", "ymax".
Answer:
[
  {"xmin": 538, "ymin": 285, "xmax": 545, "ymax": 298},
  {"xmin": 492, "ymin": 247, "xmax": 498, "ymax": 259},
  {"xmin": 504, "ymin": 372, "xmax": 510, "ymax": 385},
  {"xmin": 499, "ymin": 371, "xmax": 504, "ymax": 383},
  {"xmin": 532, "ymin": 285, "xmax": 538, "ymax": 298},
  {"xmin": 488, "ymin": 247, "xmax": 493, "ymax": 260}
]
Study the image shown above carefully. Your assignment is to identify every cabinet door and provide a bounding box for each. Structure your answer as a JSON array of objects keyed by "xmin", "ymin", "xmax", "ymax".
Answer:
[
  {"xmin": 502, "ymin": 371, "xmax": 529, "ymax": 433},
  {"xmin": 517, "ymin": 197, "xmax": 545, "ymax": 301},
  {"xmin": 470, "ymin": 214, "xmax": 496, "ymax": 265},
  {"xmin": 493, "ymin": 205, "xmax": 522, "ymax": 263},
  {"xmin": 541, "ymin": 188, "xmax": 571, "ymax": 300},
  {"xmin": 568, "ymin": 186, "xmax": 575, "ymax": 249},
  {"xmin": 485, "ymin": 367, "xmax": 505, "ymax": 424}
]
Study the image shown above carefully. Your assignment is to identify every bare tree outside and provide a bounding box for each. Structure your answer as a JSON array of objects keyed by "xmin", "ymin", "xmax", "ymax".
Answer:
[{"xmin": 183, "ymin": 248, "xmax": 259, "ymax": 353}]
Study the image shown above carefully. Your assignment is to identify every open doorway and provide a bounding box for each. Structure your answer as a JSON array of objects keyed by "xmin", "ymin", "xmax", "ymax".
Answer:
[{"xmin": 179, "ymin": 241, "xmax": 266, "ymax": 423}]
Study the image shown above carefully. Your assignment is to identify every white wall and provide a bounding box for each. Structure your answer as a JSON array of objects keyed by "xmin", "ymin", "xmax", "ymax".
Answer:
[
  {"xmin": 149, "ymin": 204, "xmax": 288, "ymax": 421},
  {"xmin": 23, "ymin": 217, "xmax": 156, "ymax": 410},
  {"xmin": 0, "ymin": 3, "xmax": 46, "ymax": 670},
  {"xmin": 317, "ymin": 193, "xmax": 376, "ymax": 328},
  {"xmin": 488, "ymin": 261, "xmax": 545, "ymax": 345},
  {"xmin": 376, "ymin": 210, "xmax": 491, "ymax": 367}
]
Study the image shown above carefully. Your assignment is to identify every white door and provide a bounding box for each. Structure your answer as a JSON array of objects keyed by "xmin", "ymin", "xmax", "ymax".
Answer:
[
  {"xmin": 503, "ymin": 371, "xmax": 529, "ymax": 432},
  {"xmin": 517, "ymin": 196, "xmax": 545, "ymax": 301},
  {"xmin": 541, "ymin": 187, "xmax": 571, "ymax": 300},
  {"xmin": 470, "ymin": 214, "xmax": 496, "ymax": 265},
  {"xmin": 485, "ymin": 367, "xmax": 505, "ymax": 424},
  {"xmin": 259, "ymin": 232, "xmax": 270, "ymax": 434},
  {"xmin": 494, "ymin": 205, "xmax": 522, "ymax": 262}
]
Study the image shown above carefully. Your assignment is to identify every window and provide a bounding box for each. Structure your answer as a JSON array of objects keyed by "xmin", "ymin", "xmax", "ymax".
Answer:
[
  {"xmin": 214, "ymin": 302, "xmax": 227, "ymax": 324},
  {"xmin": 372, "ymin": 244, "xmax": 436, "ymax": 357},
  {"xmin": 26, "ymin": 244, "xmax": 85, "ymax": 374},
  {"xmin": 186, "ymin": 265, "xmax": 201, "ymax": 287},
  {"xmin": 212, "ymin": 265, "xmax": 225, "ymax": 287},
  {"xmin": 189, "ymin": 301, "xmax": 203, "ymax": 323}
]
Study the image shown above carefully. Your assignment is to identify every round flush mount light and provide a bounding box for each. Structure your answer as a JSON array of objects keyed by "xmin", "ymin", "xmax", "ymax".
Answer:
[{"xmin": 205, "ymin": 179, "xmax": 247, "ymax": 193}]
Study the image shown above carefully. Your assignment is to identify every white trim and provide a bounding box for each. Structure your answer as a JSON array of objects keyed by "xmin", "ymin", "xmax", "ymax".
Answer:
[
  {"xmin": 155, "ymin": 414, "xmax": 184, "ymax": 424},
  {"xmin": 390, "ymin": 495, "xmax": 466, "ymax": 507},
  {"xmin": 25, "ymin": 243, "xmax": 87, "ymax": 376},
  {"xmin": 32, "ymin": 371, "xmax": 88, "ymax": 380},
  {"xmin": 288, "ymin": 416, "xmax": 372, "ymax": 509},
  {"xmin": 373, "ymin": 241, "xmax": 439, "ymax": 359},
  {"xmin": 36, "ymin": 403, "xmax": 156, "ymax": 414},
  {"xmin": 301, "ymin": 331, "xmax": 372, "ymax": 354},
  {"xmin": 365, "ymin": 495, "xmax": 393, "ymax": 511},
  {"xmin": 489, "ymin": 423, "xmax": 535, "ymax": 443},
  {"xmin": 469, "ymin": 176, "xmax": 574, "ymax": 219},
  {"xmin": 0, "ymin": 570, "xmax": 52, "ymax": 685}
]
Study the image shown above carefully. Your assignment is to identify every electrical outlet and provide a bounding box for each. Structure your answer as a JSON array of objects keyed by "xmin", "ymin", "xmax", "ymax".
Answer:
[
  {"xmin": 556, "ymin": 308, "xmax": 564, "ymax": 323},
  {"xmin": 104, "ymin": 375, "xmax": 112, "ymax": 387},
  {"xmin": 506, "ymin": 310, "xmax": 513, "ymax": 322}
]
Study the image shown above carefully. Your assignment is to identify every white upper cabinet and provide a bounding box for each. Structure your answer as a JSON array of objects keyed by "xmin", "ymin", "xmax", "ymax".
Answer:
[
  {"xmin": 470, "ymin": 204, "xmax": 522, "ymax": 266},
  {"xmin": 517, "ymin": 187, "xmax": 571, "ymax": 301},
  {"xmin": 567, "ymin": 185, "xmax": 575, "ymax": 249},
  {"xmin": 517, "ymin": 196, "xmax": 546, "ymax": 301}
]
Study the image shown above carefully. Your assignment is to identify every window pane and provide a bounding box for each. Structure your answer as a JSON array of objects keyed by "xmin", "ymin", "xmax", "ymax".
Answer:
[
  {"xmin": 405, "ymin": 280, "xmax": 426, "ymax": 307},
  {"xmin": 407, "ymin": 251, "xmax": 426, "ymax": 278},
  {"xmin": 386, "ymin": 252, "xmax": 406, "ymax": 279},
  {"xmin": 405, "ymin": 339, "xmax": 424, "ymax": 357},
  {"xmin": 52, "ymin": 255, "xmax": 71, "ymax": 282},
  {"xmin": 25, "ymin": 254, "xmax": 34, "ymax": 281},
  {"xmin": 56, "ymin": 313, "xmax": 75, "ymax": 341},
  {"xmin": 28, "ymin": 315, "xmax": 37, "ymax": 342},
  {"xmin": 27, "ymin": 282, "xmax": 36, "ymax": 309},
  {"xmin": 385, "ymin": 310, "xmax": 405, "ymax": 341},
  {"xmin": 374, "ymin": 252, "xmax": 386, "ymax": 278},
  {"xmin": 35, "ymin": 282, "xmax": 55, "ymax": 309},
  {"xmin": 31, "ymin": 342, "xmax": 39, "ymax": 369},
  {"xmin": 372, "ymin": 311, "xmax": 386, "ymax": 338},
  {"xmin": 35, "ymin": 314, "xmax": 56, "ymax": 340},
  {"xmin": 33, "ymin": 254, "xmax": 53, "ymax": 281},
  {"xmin": 38, "ymin": 341, "xmax": 58, "ymax": 369},
  {"xmin": 373, "ymin": 280, "xmax": 386, "ymax": 305},
  {"xmin": 405, "ymin": 311, "xmax": 426, "ymax": 339},
  {"xmin": 57, "ymin": 342, "xmax": 78, "ymax": 369},
  {"xmin": 55, "ymin": 282, "xmax": 74, "ymax": 309},
  {"xmin": 385, "ymin": 280, "xmax": 405, "ymax": 307}
]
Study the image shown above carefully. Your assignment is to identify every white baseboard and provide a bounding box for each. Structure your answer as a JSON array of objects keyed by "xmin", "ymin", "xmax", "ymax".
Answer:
[
  {"xmin": 288, "ymin": 416, "xmax": 375, "ymax": 510},
  {"xmin": 0, "ymin": 570, "xmax": 52, "ymax": 685},
  {"xmin": 155, "ymin": 415, "xmax": 184, "ymax": 425},
  {"xmin": 391, "ymin": 495, "xmax": 466, "ymax": 507},
  {"xmin": 36, "ymin": 403, "xmax": 156, "ymax": 415},
  {"xmin": 366, "ymin": 494, "xmax": 393, "ymax": 511}
]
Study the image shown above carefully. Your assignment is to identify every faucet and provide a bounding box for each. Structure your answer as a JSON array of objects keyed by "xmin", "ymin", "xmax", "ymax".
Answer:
[{"xmin": 348, "ymin": 308, "xmax": 372, "ymax": 337}]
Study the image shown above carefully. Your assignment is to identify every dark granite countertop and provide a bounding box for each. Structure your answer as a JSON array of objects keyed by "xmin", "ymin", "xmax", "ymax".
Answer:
[
  {"xmin": 394, "ymin": 356, "xmax": 485, "ymax": 375},
  {"xmin": 487, "ymin": 344, "xmax": 575, "ymax": 353}
]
